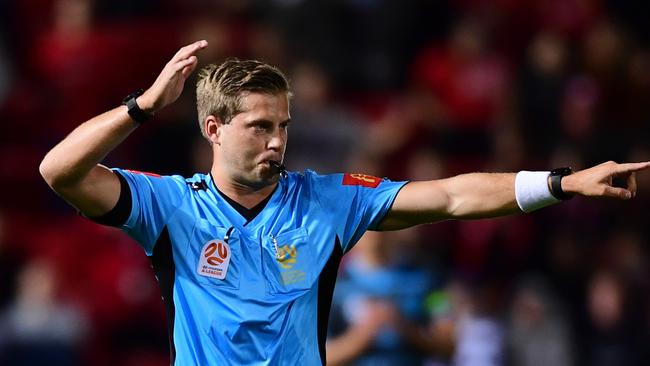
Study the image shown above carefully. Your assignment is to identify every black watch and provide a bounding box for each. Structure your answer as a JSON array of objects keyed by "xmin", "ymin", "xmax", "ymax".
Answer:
[
  {"xmin": 549, "ymin": 167, "xmax": 574, "ymax": 200},
  {"xmin": 122, "ymin": 89, "xmax": 153, "ymax": 124}
]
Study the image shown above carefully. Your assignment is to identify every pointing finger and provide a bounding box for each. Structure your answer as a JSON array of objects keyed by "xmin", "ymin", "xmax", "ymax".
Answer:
[{"xmin": 614, "ymin": 161, "xmax": 650, "ymax": 174}]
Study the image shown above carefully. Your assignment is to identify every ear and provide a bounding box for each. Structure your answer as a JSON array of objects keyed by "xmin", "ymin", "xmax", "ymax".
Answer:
[{"xmin": 204, "ymin": 115, "xmax": 223, "ymax": 145}]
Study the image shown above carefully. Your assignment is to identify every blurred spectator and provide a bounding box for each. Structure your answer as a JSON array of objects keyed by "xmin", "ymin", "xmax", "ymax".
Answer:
[
  {"xmin": 582, "ymin": 21, "xmax": 626, "ymax": 84},
  {"xmin": 580, "ymin": 270, "xmax": 643, "ymax": 366},
  {"xmin": 31, "ymin": 0, "xmax": 109, "ymax": 133},
  {"xmin": 23, "ymin": 216, "xmax": 169, "ymax": 366},
  {"xmin": 423, "ymin": 279, "xmax": 472, "ymax": 366},
  {"xmin": 412, "ymin": 18, "xmax": 510, "ymax": 130},
  {"xmin": 507, "ymin": 276, "xmax": 573, "ymax": 366},
  {"xmin": 275, "ymin": 0, "xmax": 449, "ymax": 91},
  {"xmin": 284, "ymin": 61, "xmax": 367, "ymax": 174},
  {"xmin": 248, "ymin": 22, "xmax": 289, "ymax": 71},
  {"xmin": 0, "ymin": 259, "xmax": 88, "ymax": 366},
  {"xmin": 30, "ymin": 0, "xmax": 180, "ymax": 137},
  {"xmin": 452, "ymin": 280, "xmax": 506, "ymax": 366},
  {"xmin": 181, "ymin": 16, "xmax": 234, "ymax": 68},
  {"xmin": 424, "ymin": 293, "xmax": 456, "ymax": 365},
  {"xmin": 575, "ymin": 20, "xmax": 634, "ymax": 163},
  {"xmin": 327, "ymin": 231, "xmax": 435, "ymax": 365},
  {"xmin": 518, "ymin": 31, "xmax": 569, "ymax": 161},
  {"xmin": 358, "ymin": 89, "xmax": 446, "ymax": 180},
  {"xmin": 603, "ymin": 228, "xmax": 648, "ymax": 287},
  {"xmin": 411, "ymin": 18, "xmax": 512, "ymax": 172},
  {"xmin": 344, "ymin": 0, "xmax": 451, "ymax": 90},
  {"xmin": 451, "ymin": 206, "xmax": 537, "ymax": 281}
]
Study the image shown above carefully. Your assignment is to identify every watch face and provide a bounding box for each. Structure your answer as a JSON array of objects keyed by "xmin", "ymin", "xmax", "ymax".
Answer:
[{"xmin": 551, "ymin": 167, "xmax": 573, "ymax": 176}]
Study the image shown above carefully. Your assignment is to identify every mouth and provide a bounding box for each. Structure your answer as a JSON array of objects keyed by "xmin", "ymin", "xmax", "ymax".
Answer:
[
  {"xmin": 269, "ymin": 160, "xmax": 285, "ymax": 171},
  {"xmin": 259, "ymin": 156, "xmax": 281, "ymax": 166},
  {"xmin": 261, "ymin": 160, "xmax": 287, "ymax": 178}
]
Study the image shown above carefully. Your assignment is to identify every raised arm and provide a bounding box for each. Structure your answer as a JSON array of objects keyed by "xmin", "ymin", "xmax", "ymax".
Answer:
[
  {"xmin": 39, "ymin": 40, "xmax": 208, "ymax": 217},
  {"xmin": 379, "ymin": 161, "xmax": 650, "ymax": 230}
]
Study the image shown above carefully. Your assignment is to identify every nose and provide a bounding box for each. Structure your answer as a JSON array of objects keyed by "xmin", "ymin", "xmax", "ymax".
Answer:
[{"xmin": 267, "ymin": 128, "xmax": 286, "ymax": 151}]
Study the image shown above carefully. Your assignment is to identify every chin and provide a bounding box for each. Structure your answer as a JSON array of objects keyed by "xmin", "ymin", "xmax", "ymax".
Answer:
[
  {"xmin": 245, "ymin": 169, "xmax": 279, "ymax": 190},
  {"xmin": 259, "ymin": 172, "xmax": 280, "ymax": 185}
]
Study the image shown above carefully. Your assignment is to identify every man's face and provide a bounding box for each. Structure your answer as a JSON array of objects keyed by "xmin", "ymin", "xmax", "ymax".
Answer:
[{"xmin": 217, "ymin": 92, "xmax": 290, "ymax": 189}]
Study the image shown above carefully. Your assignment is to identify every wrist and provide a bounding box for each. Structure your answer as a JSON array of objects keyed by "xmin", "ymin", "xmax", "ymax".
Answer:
[
  {"xmin": 136, "ymin": 91, "xmax": 157, "ymax": 114},
  {"xmin": 549, "ymin": 167, "xmax": 574, "ymax": 200},
  {"xmin": 122, "ymin": 89, "xmax": 154, "ymax": 124},
  {"xmin": 515, "ymin": 171, "xmax": 560, "ymax": 212},
  {"xmin": 560, "ymin": 173, "xmax": 578, "ymax": 195}
]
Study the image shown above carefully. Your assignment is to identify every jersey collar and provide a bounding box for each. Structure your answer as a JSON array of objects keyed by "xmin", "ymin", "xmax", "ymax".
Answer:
[{"xmin": 207, "ymin": 173, "xmax": 287, "ymax": 231}]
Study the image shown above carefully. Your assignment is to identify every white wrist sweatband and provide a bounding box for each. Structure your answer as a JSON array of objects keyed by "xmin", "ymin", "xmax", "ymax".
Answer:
[{"xmin": 515, "ymin": 171, "xmax": 561, "ymax": 213}]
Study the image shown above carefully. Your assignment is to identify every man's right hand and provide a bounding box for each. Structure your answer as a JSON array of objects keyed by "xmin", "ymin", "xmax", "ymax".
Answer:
[
  {"xmin": 138, "ymin": 40, "xmax": 208, "ymax": 113},
  {"xmin": 40, "ymin": 40, "xmax": 208, "ymax": 218}
]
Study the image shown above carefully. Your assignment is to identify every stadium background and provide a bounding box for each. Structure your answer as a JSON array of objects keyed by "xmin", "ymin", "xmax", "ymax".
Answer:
[{"xmin": 0, "ymin": 0, "xmax": 649, "ymax": 365}]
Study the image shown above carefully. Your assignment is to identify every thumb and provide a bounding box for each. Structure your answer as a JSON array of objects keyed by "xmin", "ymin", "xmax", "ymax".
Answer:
[{"xmin": 603, "ymin": 185, "xmax": 632, "ymax": 200}]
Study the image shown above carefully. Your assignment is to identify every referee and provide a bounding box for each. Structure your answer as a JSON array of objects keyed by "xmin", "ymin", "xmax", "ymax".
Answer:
[{"xmin": 39, "ymin": 40, "xmax": 650, "ymax": 365}]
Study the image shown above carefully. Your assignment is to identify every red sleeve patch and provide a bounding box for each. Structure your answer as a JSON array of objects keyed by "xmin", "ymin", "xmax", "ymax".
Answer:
[
  {"xmin": 125, "ymin": 169, "xmax": 162, "ymax": 178},
  {"xmin": 342, "ymin": 173, "xmax": 382, "ymax": 188}
]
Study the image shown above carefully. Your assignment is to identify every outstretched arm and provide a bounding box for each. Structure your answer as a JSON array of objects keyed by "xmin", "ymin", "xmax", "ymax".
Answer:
[
  {"xmin": 379, "ymin": 161, "xmax": 650, "ymax": 230},
  {"xmin": 39, "ymin": 40, "xmax": 207, "ymax": 217}
]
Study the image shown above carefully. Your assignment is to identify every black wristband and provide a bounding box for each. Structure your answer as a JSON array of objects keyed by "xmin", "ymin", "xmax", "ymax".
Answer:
[
  {"xmin": 549, "ymin": 167, "xmax": 574, "ymax": 200},
  {"xmin": 122, "ymin": 89, "xmax": 153, "ymax": 124}
]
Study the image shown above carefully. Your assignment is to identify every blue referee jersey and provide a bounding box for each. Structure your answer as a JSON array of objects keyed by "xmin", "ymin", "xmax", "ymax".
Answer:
[{"xmin": 100, "ymin": 168, "xmax": 407, "ymax": 365}]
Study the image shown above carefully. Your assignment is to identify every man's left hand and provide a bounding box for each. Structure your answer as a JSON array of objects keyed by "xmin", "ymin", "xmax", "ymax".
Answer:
[{"xmin": 562, "ymin": 161, "xmax": 650, "ymax": 200}]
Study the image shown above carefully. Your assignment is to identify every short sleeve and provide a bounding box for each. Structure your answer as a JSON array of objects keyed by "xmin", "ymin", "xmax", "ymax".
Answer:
[
  {"xmin": 113, "ymin": 168, "xmax": 187, "ymax": 255},
  {"xmin": 308, "ymin": 172, "xmax": 408, "ymax": 253}
]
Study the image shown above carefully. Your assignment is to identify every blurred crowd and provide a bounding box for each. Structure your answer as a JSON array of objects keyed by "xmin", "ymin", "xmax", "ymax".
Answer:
[{"xmin": 1, "ymin": 0, "xmax": 649, "ymax": 365}]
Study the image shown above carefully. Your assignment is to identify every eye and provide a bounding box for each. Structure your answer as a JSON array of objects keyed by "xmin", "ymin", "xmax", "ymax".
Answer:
[{"xmin": 250, "ymin": 122, "xmax": 270, "ymax": 133}]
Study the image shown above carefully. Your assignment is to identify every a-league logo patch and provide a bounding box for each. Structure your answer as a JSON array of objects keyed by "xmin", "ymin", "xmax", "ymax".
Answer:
[
  {"xmin": 342, "ymin": 173, "xmax": 382, "ymax": 188},
  {"xmin": 197, "ymin": 240, "xmax": 231, "ymax": 280}
]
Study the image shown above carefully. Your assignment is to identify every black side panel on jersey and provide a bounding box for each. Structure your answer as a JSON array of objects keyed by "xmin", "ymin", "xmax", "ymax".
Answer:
[
  {"xmin": 150, "ymin": 227, "xmax": 177, "ymax": 365},
  {"xmin": 88, "ymin": 170, "xmax": 132, "ymax": 227},
  {"xmin": 316, "ymin": 236, "xmax": 344, "ymax": 365}
]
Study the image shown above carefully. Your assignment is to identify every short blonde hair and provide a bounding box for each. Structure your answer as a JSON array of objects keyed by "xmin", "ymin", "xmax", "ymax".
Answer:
[{"xmin": 196, "ymin": 59, "xmax": 290, "ymax": 138}]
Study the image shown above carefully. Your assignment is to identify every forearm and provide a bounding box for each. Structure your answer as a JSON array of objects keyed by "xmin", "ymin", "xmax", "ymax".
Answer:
[
  {"xmin": 39, "ymin": 105, "xmax": 140, "ymax": 188},
  {"xmin": 380, "ymin": 173, "xmax": 519, "ymax": 230},
  {"xmin": 441, "ymin": 172, "xmax": 519, "ymax": 219}
]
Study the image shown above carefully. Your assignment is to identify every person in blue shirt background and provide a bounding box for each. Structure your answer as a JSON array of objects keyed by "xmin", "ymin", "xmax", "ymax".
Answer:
[
  {"xmin": 327, "ymin": 230, "xmax": 437, "ymax": 366},
  {"xmin": 39, "ymin": 40, "xmax": 650, "ymax": 365}
]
